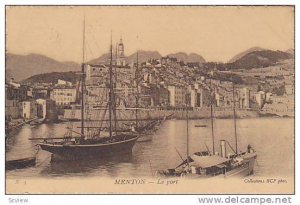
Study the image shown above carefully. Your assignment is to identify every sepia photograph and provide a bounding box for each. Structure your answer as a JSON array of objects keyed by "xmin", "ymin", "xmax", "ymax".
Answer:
[{"xmin": 5, "ymin": 5, "xmax": 295, "ymax": 194}]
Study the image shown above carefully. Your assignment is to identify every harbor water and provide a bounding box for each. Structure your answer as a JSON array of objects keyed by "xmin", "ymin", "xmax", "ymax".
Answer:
[{"xmin": 6, "ymin": 118, "xmax": 294, "ymax": 178}]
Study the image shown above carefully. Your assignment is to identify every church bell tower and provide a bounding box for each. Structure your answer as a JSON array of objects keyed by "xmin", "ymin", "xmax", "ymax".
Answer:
[{"xmin": 117, "ymin": 38, "xmax": 126, "ymax": 66}]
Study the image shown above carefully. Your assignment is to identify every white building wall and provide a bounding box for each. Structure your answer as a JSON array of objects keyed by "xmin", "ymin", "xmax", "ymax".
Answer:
[
  {"xmin": 50, "ymin": 88, "xmax": 77, "ymax": 106},
  {"xmin": 255, "ymin": 91, "xmax": 265, "ymax": 108},
  {"xmin": 167, "ymin": 86, "xmax": 176, "ymax": 106},
  {"xmin": 189, "ymin": 89, "xmax": 196, "ymax": 107}
]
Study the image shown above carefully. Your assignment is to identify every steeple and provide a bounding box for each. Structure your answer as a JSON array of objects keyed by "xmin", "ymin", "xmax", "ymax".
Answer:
[{"xmin": 116, "ymin": 37, "xmax": 126, "ymax": 66}]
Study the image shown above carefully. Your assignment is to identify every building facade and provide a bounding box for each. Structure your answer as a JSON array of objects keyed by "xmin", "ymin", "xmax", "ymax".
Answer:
[
  {"xmin": 36, "ymin": 99, "xmax": 58, "ymax": 121},
  {"xmin": 167, "ymin": 85, "xmax": 188, "ymax": 107},
  {"xmin": 86, "ymin": 64, "xmax": 108, "ymax": 85},
  {"xmin": 5, "ymin": 99, "xmax": 20, "ymax": 119},
  {"xmin": 237, "ymin": 87, "xmax": 250, "ymax": 109},
  {"xmin": 50, "ymin": 86, "xmax": 77, "ymax": 106},
  {"xmin": 19, "ymin": 101, "xmax": 37, "ymax": 119},
  {"xmin": 6, "ymin": 84, "xmax": 29, "ymax": 101},
  {"xmin": 255, "ymin": 91, "xmax": 266, "ymax": 109}
]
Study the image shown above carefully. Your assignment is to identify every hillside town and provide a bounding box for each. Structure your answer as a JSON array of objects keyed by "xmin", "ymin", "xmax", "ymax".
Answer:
[
  {"xmin": 5, "ymin": 6, "xmax": 296, "ymax": 197},
  {"xmin": 5, "ymin": 38, "xmax": 295, "ymax": 126}
]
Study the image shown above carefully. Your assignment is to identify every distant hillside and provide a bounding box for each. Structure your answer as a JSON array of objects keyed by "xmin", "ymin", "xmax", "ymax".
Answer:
[
  {"xmin": 127, "ymin": 50, "xmax": 162, "ymax": 64},
  {"xmin": 228, "ymin": 50, "xmax": 293, "ymax": 69},
  {"xmin": 167, "ymin": 52, "xmax": 206, "ymax": 63},
  {"xmin": 6, "ymin": 53, "xmax": 81, "ymax": 82},
  {"xmin": 88, "ymin": 53, "xmax": 111, "ymax": 64},
  {"xmin": 285, "ymin": 48, "xmax": 295, "ymax": 56},
  {"xmin": 228, "ymin": 47, "xmax": 266, "ymax": 63},
  {"xmin": 22, "ymin": 71, "xmax": 80, "ymax": 84},
  {"xmin": 187, "ymin": 53, "xmax": 206, "ymax": 63},
  {"xmin": 6, "ymin": 69, "xmax": 14, "ymax": 83}
]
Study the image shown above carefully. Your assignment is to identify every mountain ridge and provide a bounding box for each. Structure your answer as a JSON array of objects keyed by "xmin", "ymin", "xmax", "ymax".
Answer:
[
  {"xmin": 228, "ymin": 47, "xmax": 266, "ymax": 63},
  {"xmin": 228, "ymin": 49, "xmax": 293, "ymax": 69},
  {"xmin": 7, "ymin": 48, "xmax": 293, "ymax": 82},
  {"xmin": 22, "ymin": 71, "xmax": 80, "ymax": 84},
  {"xmin": 6, "ymin": 53, "xmax": 81, "ymax": 82},
  {"xmin": 167, "ymin": 52, "xmax": 206, "ymax": 63}
]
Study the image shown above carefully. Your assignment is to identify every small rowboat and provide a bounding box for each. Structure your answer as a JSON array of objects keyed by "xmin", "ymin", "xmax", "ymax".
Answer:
[
  {"xmin": 6, "ymin": 157, "xmax": 36, "ymax": 170},
  {"xmin": 195, "ymin": 124, "xmax": 207, "ymax": 128}
]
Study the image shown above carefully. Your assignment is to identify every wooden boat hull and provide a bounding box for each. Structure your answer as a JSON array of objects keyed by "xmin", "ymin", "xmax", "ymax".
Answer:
[
  {"xmin": 222, "ymin": 158, "xmax": 256, "ymax": 178},
  {"xmin": 38, "ymin": 136, "xmax": 138, "ymax": 160},
  {"xmin": 6, "ymin": 157, "xmax": 36, "ymax": 170}
]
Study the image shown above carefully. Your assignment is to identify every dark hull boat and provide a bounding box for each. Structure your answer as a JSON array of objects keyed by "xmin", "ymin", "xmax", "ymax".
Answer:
[
  {"xmin": 38, "ymin": 135, "xmax": 138, "ymax": 160},
  {"xmin": 6, "ymin": 157, "xmax": 36, "ymax": 170}
]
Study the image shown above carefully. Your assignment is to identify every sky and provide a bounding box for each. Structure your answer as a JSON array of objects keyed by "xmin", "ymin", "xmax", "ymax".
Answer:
[{"xmin": 6, "ymin": 6, "xmax": 294, "ymax": 63}]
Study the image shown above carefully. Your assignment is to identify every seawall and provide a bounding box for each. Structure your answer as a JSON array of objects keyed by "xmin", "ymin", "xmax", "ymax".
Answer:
[{"xmin": 63, "ymin": 107, "xmax": 260, "ymax": 121}]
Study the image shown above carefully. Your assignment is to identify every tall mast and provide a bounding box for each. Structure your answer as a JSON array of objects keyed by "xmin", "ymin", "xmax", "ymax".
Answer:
[
  {"xmin": 113, "ymin": 42, "xmax": 118, "ymax": 134},
  {"xmin": 232, "ymin": 81, "xmax": 238, "ymax": 154},
  {"xmin": 80, "ymin": 17, "xmax": 86, "ymax": 137},
  {"xmin": 135, "ymin": 50, "xmax": 139, "ymax": 127},
  {"xmin": 186, "ymin": 93, "xmax": 190, "ymax": 169},
  {"xmin": 115, "ymin": 43, "xmax": 118, "ymax": 78},
  {"xmin": 209, "ymin": 74, "xmax": 215, "ymax": 154},
  {"xmin": 108, "ymin": 31, "xmax": 113, "ymax": 138}
]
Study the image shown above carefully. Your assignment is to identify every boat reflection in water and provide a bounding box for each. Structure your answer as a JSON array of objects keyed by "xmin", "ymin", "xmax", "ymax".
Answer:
[{"xmin": 39, "ymin": 152, "xmax": 134, "ymax": 176}]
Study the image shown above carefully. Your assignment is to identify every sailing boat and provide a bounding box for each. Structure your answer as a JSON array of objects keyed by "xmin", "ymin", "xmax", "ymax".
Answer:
[
  {"xmin": 157, "ymin": 77, "xmax": 257, "ymax": 178},
  {"xmin": 32, "ymin": 23, "xmax": 138, "ymax": 160}
]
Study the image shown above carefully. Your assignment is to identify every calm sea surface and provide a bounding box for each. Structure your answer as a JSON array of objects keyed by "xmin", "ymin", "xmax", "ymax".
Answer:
[{"xmin": 6, "ymin": 118, "xmax": 294, "ymax": 178}]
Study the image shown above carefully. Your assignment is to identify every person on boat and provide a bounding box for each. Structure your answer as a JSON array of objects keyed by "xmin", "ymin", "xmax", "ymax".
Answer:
[
  {"xmin": 183, "ymin": 163, "xmax": 191, "ymax": 174},
  {"xmin": 130, "ymin": 123, "xmax": 137, "ymax": 133},
  {"xmin": 247, "ymin": 144, "xmax": 254, "ymax": 153}
]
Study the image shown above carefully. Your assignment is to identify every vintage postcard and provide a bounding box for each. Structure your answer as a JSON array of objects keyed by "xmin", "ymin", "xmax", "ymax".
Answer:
[{"xmin": 5, "ymin": 5, "xmax": 294, "ymax": 194}]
